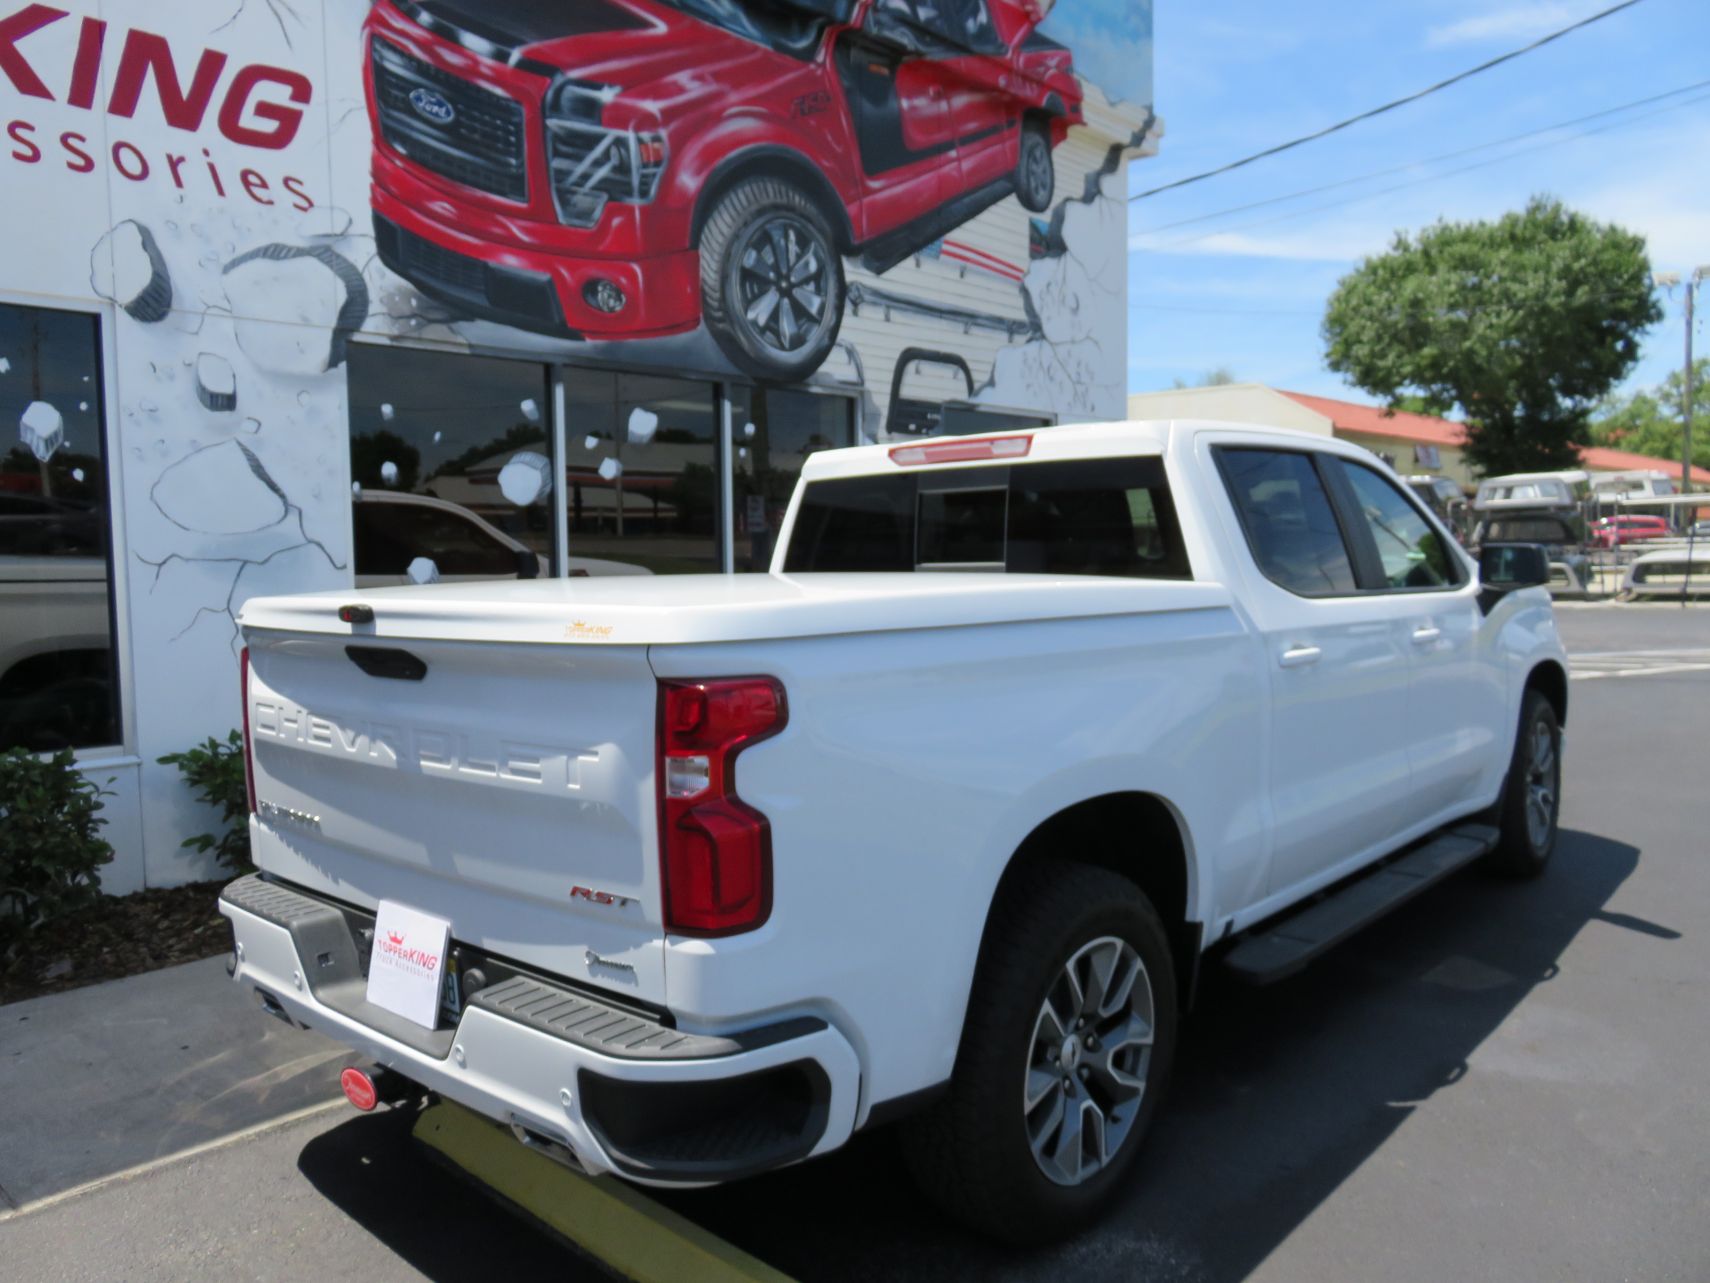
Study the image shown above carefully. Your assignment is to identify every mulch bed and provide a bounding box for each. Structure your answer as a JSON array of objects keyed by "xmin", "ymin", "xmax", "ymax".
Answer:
[{"xmin": 0, "ymin": 880, "xmax": 234, "ymax": 1006}]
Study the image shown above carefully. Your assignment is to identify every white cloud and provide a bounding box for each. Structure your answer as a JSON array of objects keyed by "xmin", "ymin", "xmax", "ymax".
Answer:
[
  {"xmin": 1425, "ymin": 3, "xmax": 1581, "ymax": 48},
  {"xmin": 1130, "ymin": 228, "xmax": 1375, "ymax": 263}
]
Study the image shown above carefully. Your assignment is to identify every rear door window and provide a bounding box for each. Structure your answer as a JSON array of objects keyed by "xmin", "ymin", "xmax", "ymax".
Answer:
[
  {"xmin": 1215, "ymin": 448, "xmax": 1358, "ymax": 597},
  {"xmin": 784, "ymin": 455, "xmax": 1190, "ymax": 579}
]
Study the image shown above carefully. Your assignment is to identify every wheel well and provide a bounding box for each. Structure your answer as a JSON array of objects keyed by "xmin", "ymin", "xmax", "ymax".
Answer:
[
  {"xmin": 988, "ymin": 792, "xmax": 1199, "ymax": 1005},
  {"xmin": 690, "ymin": 148, "xmax": 855, "ymax": 255},
  {"xmin": 1527, "ymin": 659, "xmax": 1568, "ymax": 727}
]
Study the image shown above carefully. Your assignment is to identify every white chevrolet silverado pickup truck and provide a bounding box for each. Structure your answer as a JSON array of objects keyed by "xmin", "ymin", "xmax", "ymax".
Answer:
[{"xmin": 221, "ymin": 420, "xmax": 1567, "ymax": 1242}]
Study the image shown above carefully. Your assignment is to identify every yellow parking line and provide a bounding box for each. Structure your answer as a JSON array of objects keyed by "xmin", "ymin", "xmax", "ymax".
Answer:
[{"xmin": 413, "ymin": 1100, "xmax": 798, "ymax": 1283}]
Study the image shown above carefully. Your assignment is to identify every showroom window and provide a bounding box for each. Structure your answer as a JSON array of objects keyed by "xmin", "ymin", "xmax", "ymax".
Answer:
[
  {"xmin": 0, "ymin": 302, "xmax": 120, "ymax": 753},
  {"xmin": 731, "ymin": 387, "xmax": 857, "ymax": 570},
  {"xmin": 564, "ymin": 370, "xmax": 720, "ymax": 575},
  {"xmin": 348, "ymin": 345, "xmax": 554, "ymax": 584}
]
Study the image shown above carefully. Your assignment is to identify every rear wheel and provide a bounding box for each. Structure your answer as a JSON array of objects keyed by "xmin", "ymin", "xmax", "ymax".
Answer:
[
  {"xmin": 900, "ymin": 862, "xmax": 1176, "ymax": 1244},
  {"xmin": 699, "ymin": 177, "xmax": 845, "ymax": 383},
  {"xmin": 1484, "ymin": 689, "xmax": 1561, "ymax": 877}
]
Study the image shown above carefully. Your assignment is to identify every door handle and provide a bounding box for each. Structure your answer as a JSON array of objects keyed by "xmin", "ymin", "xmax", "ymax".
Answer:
[
  {"xmin": 1279, "ymin": 645, "xmax": 1322, "ymax": 668},
  {"xmin": 1411, "ymin": 626, "xmax": 1442, "ymax": 645}
]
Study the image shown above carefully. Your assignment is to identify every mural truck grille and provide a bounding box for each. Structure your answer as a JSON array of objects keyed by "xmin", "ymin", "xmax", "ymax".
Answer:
[{"xmin": 371, "ymin": 38, "xmax": 528, "ymax": 203}]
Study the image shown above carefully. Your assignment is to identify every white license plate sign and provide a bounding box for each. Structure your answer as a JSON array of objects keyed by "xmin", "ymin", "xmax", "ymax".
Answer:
[{"xmin": 366, "ymin": 900, "xmax": 451, "ymax": 1030}]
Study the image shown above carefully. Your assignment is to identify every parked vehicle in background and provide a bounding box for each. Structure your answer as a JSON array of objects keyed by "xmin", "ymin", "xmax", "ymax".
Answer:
[
  {"xmin": 1590, "ymin": 514, "xmax": 1670, "ymax": 549},
  {"xmin": 363, "ymin": 0, "xmax": 1083, "ymax": 382},
  {"xmin": 0, "ymin": 494, "xmax": 115, "ymax": 751},
  {"xmin": 1692, "ymin": 520, "xmax": 1710, "ymax": 539},
  {"xmin": 1473, "ymin": 470, "xmax": 1585, "ymax": 515},
  {"xmin": 1588, "ymin": 469, "xmax": 1675, "ymax": 502},
  {"xmin": 224, "ymin": 420, "xmax": 1567, "ymax": 1243},
  {"xmin": 1405, "ymin": 474, "xmax": 1469, "ymax": 542},
  {"xmin": 353, "ymin": 491, "xmax": 649, "ymax": 582},
  {"xmin": 1471, "ymin": 513, "xmax": 1591, "ymax": 597},
  {"xmin": 1623, "ymin": 545, "xmax": 1710, "ymax": 597}
]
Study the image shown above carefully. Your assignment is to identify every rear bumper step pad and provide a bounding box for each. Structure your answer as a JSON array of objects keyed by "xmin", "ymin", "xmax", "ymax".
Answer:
[{"xmin": 219, "ymin": 873, "xmax": 823, "ymax": 1061}]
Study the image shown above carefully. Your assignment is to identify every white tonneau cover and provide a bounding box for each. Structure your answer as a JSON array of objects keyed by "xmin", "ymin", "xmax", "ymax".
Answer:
[{"xmin": 239, "ymin": 573, "xmax": 1235, "ymax": 647}]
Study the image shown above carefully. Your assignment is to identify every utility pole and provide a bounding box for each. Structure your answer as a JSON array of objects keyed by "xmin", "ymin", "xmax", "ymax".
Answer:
[{"xmin": 1653, "ymin": 267, "xmax": 1708, "ymax": 527}]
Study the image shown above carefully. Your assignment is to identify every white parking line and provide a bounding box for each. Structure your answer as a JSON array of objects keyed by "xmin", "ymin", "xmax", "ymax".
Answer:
[
  {"xmin": 0, "ymin": 1098, "xmax": 346, "ymax": 1223},
  {"xmin": 1568, "ymin": 649, "xmax": 1710, "ymax": 680}
]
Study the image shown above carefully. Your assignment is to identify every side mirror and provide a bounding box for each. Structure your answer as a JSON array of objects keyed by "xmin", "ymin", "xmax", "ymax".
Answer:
[
  {"xmin": 1478, "ymin": 542, "xmax": 1549, "ymax": 612},
  {"xmin": 515, "ymin": 549, "xmax": 541, "ymax": 580}
]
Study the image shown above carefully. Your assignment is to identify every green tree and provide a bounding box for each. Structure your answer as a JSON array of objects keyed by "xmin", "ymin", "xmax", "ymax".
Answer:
[
  {"xmin": 1322, "ymin": 196, "xmax": 1661, "ymax": 476},
  {"xmin": 1171, "ymin": 365, "xmax": 1238, "ymax": 389},
  {"xmin": 350, "ymin": 430, "xmax": 421, "ymax": 492},
  {"xmin": 1590, "ymin": 358, "xmax": 1710, "ymax": 471}
]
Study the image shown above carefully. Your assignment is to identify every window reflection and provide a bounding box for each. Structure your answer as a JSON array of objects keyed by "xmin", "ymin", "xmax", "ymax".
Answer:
[
  {"xmin": 347, "ymin": 345, "xmax": 553, "ymax": 584},
  {"xmin": 0, "ymin": 303, "xmax": 118, "ymax": 753},
  {"xmin": 732, "ymin": 388, "xmax": 856, "ymax": 570},
  {"xmin": 564, "ymin": 371, "xmax": 718, "ymax": 574}
]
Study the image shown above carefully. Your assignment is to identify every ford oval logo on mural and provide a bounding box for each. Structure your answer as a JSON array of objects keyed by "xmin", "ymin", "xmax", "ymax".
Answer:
[{"xmin": 407, "ymin": 87, "xmax": 457, "ymax": 125}]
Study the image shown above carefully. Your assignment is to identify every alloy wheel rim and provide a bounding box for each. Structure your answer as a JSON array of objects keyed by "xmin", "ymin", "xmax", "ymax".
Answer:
[
  {"xmin": 1524, "ymin": 716, "xmax": 1558, "ymax": 850},
  {"xmin": 734, "ymin": 214, "xmax": 833, "ymax": 357},
  {"xmin": 1024, "ymin": 935, "xmax": 1153, "ymax": 1187},
  {"xmin": 1024, "ymin": 136, "xmax": 1052, "ymax": 205}
]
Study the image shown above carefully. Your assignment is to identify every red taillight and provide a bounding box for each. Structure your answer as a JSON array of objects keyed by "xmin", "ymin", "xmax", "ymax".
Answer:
[
  {"xmin": 240, "ymin": 647, "xmax": 257, "ymax": 816},
  {"xmin": 889, "ymin": 434, "xmax": 1032, "ymax": 467},
  {"xmin": 657, "ymin": 677, "xmax": 786, "ymax": 936}
]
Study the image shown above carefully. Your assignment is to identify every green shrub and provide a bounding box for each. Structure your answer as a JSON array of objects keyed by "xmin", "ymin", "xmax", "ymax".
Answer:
[
  {"xmin": 158, "ymin": 731, "xmax": 251, "ymax": 872},
  {"xmin": 0, "ymin": 748, "xmax": 114, "ymax": 960}
]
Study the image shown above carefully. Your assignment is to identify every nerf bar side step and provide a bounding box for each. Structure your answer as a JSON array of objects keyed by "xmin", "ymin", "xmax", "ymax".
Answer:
[{"xmin": 1224, "ymin": 824, "xmax": 1499, "ymax": 984}]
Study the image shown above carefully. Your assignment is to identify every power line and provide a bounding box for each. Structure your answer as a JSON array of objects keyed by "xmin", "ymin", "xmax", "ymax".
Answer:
[
  {"xmin": 1133, "ymin": 79, "xmax": 1710, "ymax": 237},
  {"xmin": 1129, "ymin": 0, "xmax": 1650, "ymax": 203},
  {"xmin": 1134, "ymin": 88, "xmax": 1710, "ymax": 254}
]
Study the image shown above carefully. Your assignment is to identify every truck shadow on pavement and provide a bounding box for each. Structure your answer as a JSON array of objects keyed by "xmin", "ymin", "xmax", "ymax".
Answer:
[{"xmin": 296, "ymin": 828, "xmax": 1646, "ymax": 1283}]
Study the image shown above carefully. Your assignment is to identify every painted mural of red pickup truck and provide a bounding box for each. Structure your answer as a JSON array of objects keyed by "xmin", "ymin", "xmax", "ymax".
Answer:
[{"xmin": 363, "ymin": 0, "xmax": 1082, "ymax": 381}]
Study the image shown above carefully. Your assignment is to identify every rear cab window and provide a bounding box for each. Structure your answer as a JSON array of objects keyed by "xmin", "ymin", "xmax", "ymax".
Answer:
[{"xmin": 783, "ymin": 455, "xmax": 1192, "ymax": 580}]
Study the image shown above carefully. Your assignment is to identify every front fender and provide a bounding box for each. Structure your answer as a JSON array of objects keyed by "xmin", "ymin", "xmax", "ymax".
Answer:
[{"xmin": 668, "ymin": 119, "xmax": 857, "ymax": 243}]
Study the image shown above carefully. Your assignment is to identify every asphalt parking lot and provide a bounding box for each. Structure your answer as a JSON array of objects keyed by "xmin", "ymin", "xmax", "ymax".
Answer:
[{"xmin": 3, "ymin": 603, "xmax": 1706, "ymax": 1283}]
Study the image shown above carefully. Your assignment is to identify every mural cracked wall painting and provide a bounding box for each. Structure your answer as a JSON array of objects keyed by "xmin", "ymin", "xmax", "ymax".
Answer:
[{"xmin": 0, "ymin": 0, "xmax": 1151, "ymax": 880}]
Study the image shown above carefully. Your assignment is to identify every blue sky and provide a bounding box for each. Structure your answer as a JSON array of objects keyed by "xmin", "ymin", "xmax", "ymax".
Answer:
[{"xmin": 1126, "ymin": 0, "xmax": 1709, "ymax": 405}]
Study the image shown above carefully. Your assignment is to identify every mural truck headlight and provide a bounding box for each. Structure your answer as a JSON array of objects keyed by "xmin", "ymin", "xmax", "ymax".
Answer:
[{"xmin": 545, "ymin": 80, "xmax": 667, "ymax": 228}]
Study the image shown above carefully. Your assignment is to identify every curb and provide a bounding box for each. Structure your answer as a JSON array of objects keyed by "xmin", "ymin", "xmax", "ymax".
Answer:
[{"xmin": 414, "ymin": 1100, "xmax": 796, "ymax": 1283}]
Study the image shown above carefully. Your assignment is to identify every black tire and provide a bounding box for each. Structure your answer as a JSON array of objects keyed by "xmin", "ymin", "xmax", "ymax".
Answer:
[
  {"xmin": 1015, "ymin": 119, "xmax": 1055, "ymax": 213},
  {"xmin": 1483, "ymin": 689, "xmax": 1561, "ymax": 877},
  {"xmin": 699, "ymin": 177, "xmax": 845, "ymax": 382},
  {"xmin": 900, "ymin": 861, "xmax": 1177, "ymax": 1245}
]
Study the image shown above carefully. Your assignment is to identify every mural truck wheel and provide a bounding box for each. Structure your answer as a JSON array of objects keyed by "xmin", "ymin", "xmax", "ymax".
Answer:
[
  {"xmin": 1016, "ymin": 120, "xmax": 1056, "ymax": 214},
  {"xmin": 701, "ymin": 177, "xmax": 845, "ymax": 383}
]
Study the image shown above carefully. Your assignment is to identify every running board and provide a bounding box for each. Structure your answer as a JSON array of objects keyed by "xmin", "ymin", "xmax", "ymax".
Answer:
[{"xmin": 1224, "ymin": 824, "xmax": 1499, "ymax": 985}]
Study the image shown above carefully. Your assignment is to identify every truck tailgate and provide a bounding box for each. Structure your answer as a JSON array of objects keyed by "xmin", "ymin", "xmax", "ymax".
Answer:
[{"xmin": 244, "ymin": 629, "xmax": 664, "ymax": 1004}]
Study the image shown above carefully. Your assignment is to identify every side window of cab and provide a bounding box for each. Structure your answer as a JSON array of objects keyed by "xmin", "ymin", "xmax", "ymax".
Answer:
[
  {"xmin": 1214, "ymin": 448, "xmax": 1359, "ymax": 597},
  {"xmin": 1326, "ymin": 459, "xmax": 1466, "ymax": 591}
]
